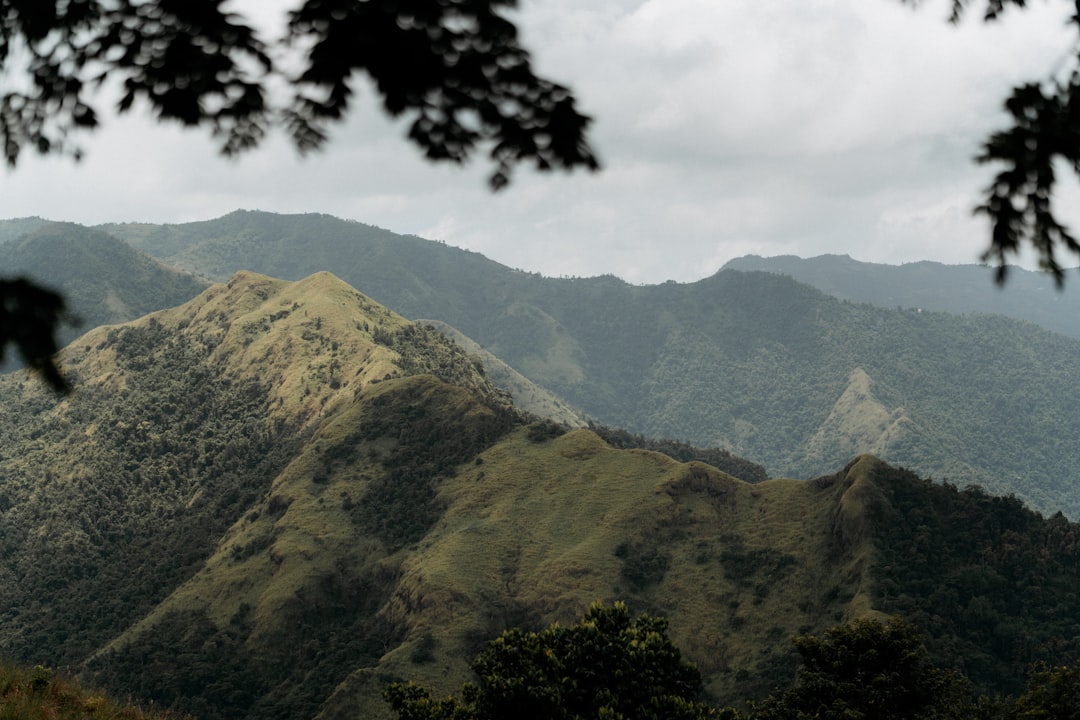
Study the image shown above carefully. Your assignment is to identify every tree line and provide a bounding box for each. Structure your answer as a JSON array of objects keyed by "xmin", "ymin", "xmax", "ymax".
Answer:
[{"xmin": 387, "ymin": 602, "xmax": 1080, "ymax": 720}]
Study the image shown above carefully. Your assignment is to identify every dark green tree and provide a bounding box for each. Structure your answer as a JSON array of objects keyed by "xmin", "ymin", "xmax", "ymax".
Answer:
[
  {"xmin": 384, "ymin": 601, "xmax": 711, "ymax": 720},
  {"xmin": 750, "ymin": 617, "xmax": 970, "ymax": 720},
  {"xmin": 0, "ymin": 0, "xmax": 598, "ymax": 188},
  {"xmin": 1008, "ymin": 660, "xmax": 1080, "ymax": 720}
]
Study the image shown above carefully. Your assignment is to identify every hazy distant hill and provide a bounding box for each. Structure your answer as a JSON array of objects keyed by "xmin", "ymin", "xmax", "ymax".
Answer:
[
  {"xmin": 724, "ymin": 254, "xmax": 1080, "ymax": 339},
  {"xmin": 1, "ymin": 272, "xmax": 1078, "ymax": 719},
  {"xmin": 101, "ymin": 211, "xmax": 1080, "ymax": 519},
  {"xmin": 0, "ymin": 221, "xmax": 209, "ymax": 351},
  {"xmin": 102, "ymin": 211, "xmax": 511, "ymax": 325},
  {"xmin": 0, "ymin": 217, "xmax": 50, "ymax": 244}
]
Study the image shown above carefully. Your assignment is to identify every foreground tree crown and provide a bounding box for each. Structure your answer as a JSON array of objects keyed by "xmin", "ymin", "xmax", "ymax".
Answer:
[
  {"xmin": 385, "ymin": 601, "xmax": 712, "ymax": 720},
  {"xmin": 903, "ymin": 0, "xmax": 1080, "ymax": 284},
  {"xmin": 0, "ymin": 0, "xmax": 599, "ymax": 190},
  {"xmin": 3, "ymin": 0, "xmax": 1080, "ymax": 386},
  {"xmin": 387, "ymin": 608, "xmax": 1080, "ymax": 720},
  {"xmin": 1, "ymin": 0, "xmax": 600, "ymax": 388}
]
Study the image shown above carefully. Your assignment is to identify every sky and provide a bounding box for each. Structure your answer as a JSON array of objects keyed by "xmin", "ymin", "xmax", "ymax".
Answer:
[{"xmin": 2, "ymin": 0, "xmax": 1078, "ymax": 285}]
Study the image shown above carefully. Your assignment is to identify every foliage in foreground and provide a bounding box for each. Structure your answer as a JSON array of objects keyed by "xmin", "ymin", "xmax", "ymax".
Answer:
[
  {"xmin": 748, "ymin": 617, "xmax": 969, "ymax": 720},
  {"xmin": 385, "ymin": 601, "xmax": 712, "ymax": 720},
  {"xmin": 7, "ymin": 604, "xmax": 1080, "ymax": 720},
  {"xmin": 387, "ymin": 608, "xmax": 1080, "ymax": 720},
  {"xmin": 0, "ymin": 663, "xmax": 186, "ymax": 720}
]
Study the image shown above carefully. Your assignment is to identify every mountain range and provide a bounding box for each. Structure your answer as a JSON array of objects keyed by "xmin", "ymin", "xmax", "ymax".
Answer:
[
  {"xmin": 723, "ymin": 253, "xmax": 1080, "ymax": 339},
  {"xmin": 7, "ymin": 210, "xmax": 1073, "ymax": 518},
  {"xmin": 0, "ymin": 270, "xmax": 1078, "ymax": 720},
  {"xmin": 0, "ymin": 221, "xmax": 208, "ymax": 353}
]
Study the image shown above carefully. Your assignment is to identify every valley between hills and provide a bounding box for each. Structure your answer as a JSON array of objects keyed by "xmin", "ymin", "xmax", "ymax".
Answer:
[{"xmin": 0, "ymin": 214, "xmax": 1079, "ymax": 719}]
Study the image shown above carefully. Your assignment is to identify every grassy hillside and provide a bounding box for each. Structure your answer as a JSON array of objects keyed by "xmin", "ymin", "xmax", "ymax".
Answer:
[
  {"xmin": 85, "ymin": 423, "xmax": 875, "ymax": 720},
  {"xmin": 0, "ymin": 663, "xmax": 184, "ymax": 720},
  {"xmin": 2, "ymin": 271, "xmax": 1080, "ymax": 720},
  {"xmin": 101, "ymin": 211, "xmax": 1080, "ymax": 519},
  {"xmin": 724, "ymin": 253, "xmax": 1080, "ymax": 339},
  {"xmin": 416, "ymin": 318, "xmax": 589, "ymax": 428},
  {"xmin": 0, "ymin": 271, "xmax": 395, "ymax": 666},
  {"xmin": 0, "ymin": 271, "xmax": 789, "ymax": 719}
]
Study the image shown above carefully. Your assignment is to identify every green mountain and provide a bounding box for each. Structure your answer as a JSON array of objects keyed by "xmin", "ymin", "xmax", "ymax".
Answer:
[
  {"xmin": 0, "ymin": 217, "xmax": 50, "ymax": 244},
  {"xmin": 416, "ymin": 318, "xmax": 589, "ymax": 428},
  {"xmin": 102, "ymin": 211, "xmax": 1080, "ymax": 519},
  {"xmin": 0, "ymin": 221, "xmax": 209, "ymax": 354},
  {"xmin": 2, "ymin": 272, "xmax": 1079, "ymax": 720},
  {"xmin": 724, "ymin": 253, "xmax": 1080, "ymax": 339}
]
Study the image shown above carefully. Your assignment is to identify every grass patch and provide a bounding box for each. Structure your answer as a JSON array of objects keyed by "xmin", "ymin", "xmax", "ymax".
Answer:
[{"xmin": 0, "ymin": 663, "xmax": 183, "ymax": 720}]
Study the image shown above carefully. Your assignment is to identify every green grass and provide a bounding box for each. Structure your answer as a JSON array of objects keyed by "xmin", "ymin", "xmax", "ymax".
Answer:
[
  {"xmin": 92, "ymin": 413, "xmax": 879, "ymax": 718},
  {"xmin": 0, "ymin": 270, "xmax": 897, "ymax": 720},
  {"xmin": 349, "ymin": 431, "xmax": 881, "ymax": 712},
  {"xmin": 0, "ymin": 663, "xmax": 186, "ymax": 720}
]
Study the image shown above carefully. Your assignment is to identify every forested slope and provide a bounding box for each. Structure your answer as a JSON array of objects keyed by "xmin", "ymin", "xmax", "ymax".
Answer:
[
  {"xmin": 725, "ymin": 253, "xmax": 1080, "ymax": 339},
  {"xmin": 104, "ymin": 211, "xmax": 1080, "ymax": 518},
  {"xmin": 0, "ymin": 221, "xmax": 209, "ymax": 356},
  {"xmin": 1, "ymin": 271, "xmax": 1079, "ymax": 720}
]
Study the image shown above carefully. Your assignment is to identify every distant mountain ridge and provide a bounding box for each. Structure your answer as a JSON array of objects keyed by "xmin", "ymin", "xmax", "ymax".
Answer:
[
  {"xmin": 97, "ymin": 211, "xmax": 1080, "ymax": 519},
  {"xmin": 5, "ymin": 212, "xmax": 1080, "ymax": 519},
  {"xmin": 723, "ymin": 253, "xmax": 1080, "ymax": 339},
  {"xmin": 0, "ymin": 217, "xmax": 49, "ymax": 244},
  {"xmin": 0, "ymin": 221, "xmax": 209, "ymax": 354}
]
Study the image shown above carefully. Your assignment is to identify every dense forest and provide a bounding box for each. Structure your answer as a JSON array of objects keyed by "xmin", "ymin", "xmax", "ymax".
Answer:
[
  {"xmin": 868, "ymin": 464, "xmax": 1080, "ymax": 696},
  {"xmin": 0, "ymin": 319, "xmax": 304, "ymax": 665},
  {"xmin": 725, "ymin": 253, "xmax": 1080, "ymax": 340}
]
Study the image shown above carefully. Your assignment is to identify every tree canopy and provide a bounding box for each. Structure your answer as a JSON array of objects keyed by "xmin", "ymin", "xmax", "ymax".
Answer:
[
  {"xmin": 0, "ymin": 277, "xmax": 69, "ymax": 390},
  {"xmin": 384, "ymin": 601, "xmax": 712, "ymax": 720},
  {"xmin": 1, "ymin": 0, "xmax": 600, "ymax": 387},
  {"xmin": 386, "ymin": 609, "xmax": 1080, "ymax": 720},
  {"xmin": 749, "ymin": 617, "xmax": 970, "ymax": 720},
  {"xmin": 0, "ymin": 0, "xmax": 599, "ymax": 189},
  {"xmin": 1007, "ymin": 660, "xmax": 1080, "ymax": 720}
]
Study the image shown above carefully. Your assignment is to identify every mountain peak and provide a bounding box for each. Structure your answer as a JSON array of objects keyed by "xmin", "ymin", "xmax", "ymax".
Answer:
[{"xmin": 60, "ymin": 270, "xmax": 496, "ymax": 428}]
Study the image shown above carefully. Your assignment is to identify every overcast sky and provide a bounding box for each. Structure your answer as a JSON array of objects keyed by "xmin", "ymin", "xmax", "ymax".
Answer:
[{"xmin": 2, "ymin": 0, "xmax": 1078, "ymax": 284}]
